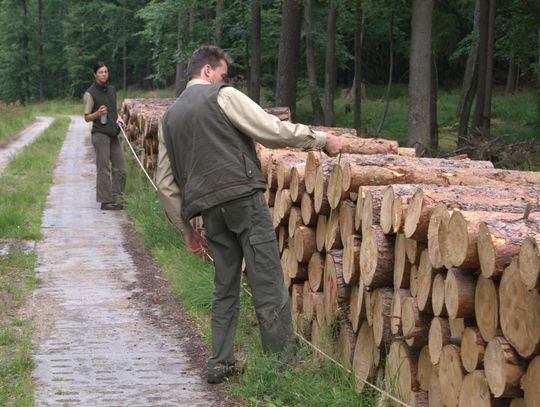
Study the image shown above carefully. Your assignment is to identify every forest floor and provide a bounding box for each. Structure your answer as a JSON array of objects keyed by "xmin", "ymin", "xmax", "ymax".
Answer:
[{"xmin": 8, "ymin": 117, "xmax": 236, "ymax": 406}]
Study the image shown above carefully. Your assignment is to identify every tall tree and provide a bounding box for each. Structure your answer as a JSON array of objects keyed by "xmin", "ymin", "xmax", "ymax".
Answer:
[
  {"xmin": 323, "ymin": 0, "xmax": 338, "ymax": 126},
  {"xmin": 304, "ymin": 0, "xmax": 323, "ymax": 124},
  {"xmin": 353, "ymin": 0, "xmax": 364, "ymax": 133},
  {"xmin": 37, "ymin": 0, "xmax": 44, "ymax": 102},
  {"xmin": 472, "ymin": 0, "xmax": 495, "ymax": 136},
  {"xmin": 408, "ymin": 0, "xmax": 435, "ymax": 155},
  {"xmin": 456, "ymin": 0, "xmax": 480, "ymax": 147},
  {"xmin": 275, "ymin": 0, "xmax": 302, "ymax": 119},
  {"xmin": 248, "ymin": 0, "xmax": 261, "ymax": 103}
]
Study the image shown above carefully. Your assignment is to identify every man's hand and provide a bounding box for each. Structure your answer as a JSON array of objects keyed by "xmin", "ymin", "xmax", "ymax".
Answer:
[
  {"xmin": 116, "ymin": 116, "xmax": 125, "ymax": 127},
  {"xmin": 323, "ymin": 132, "xmax": 343, "ymax": 156},
  {"xmin": 183, "ymin": 229, "xmax": 209, "ymax": 258}
]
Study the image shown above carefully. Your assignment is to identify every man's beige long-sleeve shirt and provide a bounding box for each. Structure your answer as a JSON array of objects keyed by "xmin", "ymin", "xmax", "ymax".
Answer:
[{"xmin": 156, "ymin": 78, "xmax": 327, "ymax": 234}]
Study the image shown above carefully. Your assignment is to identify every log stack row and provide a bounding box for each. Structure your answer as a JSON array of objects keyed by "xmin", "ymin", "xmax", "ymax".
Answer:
[
  {"xmin": 261, "ymin": 141, "xmax": 540, "ymax": 407},
  {"xmin": 121, "ymin": 99, "xmax": 540, "ymax": 406}
]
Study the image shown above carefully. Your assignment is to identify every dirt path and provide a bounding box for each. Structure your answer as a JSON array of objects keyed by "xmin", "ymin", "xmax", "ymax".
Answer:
[
  {"xmin": 0, "ymin": 116, "xmax": 54, "ymax": 174},
  {"xmin": 27, "ymin": 116, "xmax": 231, "ymax": 406}
]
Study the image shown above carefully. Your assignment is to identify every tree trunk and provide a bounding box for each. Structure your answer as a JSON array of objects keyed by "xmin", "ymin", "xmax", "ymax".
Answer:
[
  {"xmin": 174, "ymin": 12, "xmax": 186, "ymax": 97},
  {"xmin": 276, "ymin": 0, "xmax": 302, "ymax": 119},
  {"xmin": 304, "ymin": 0, "xmax": 323, "ymax": 124},
  {"xmin": 444, "ymin": 268, "xmax": 476, "ymax": 319},
  {"xmin": 360, "ymin": 225, "xmax": 395, "ymax": 288},
  {"xmin": 353, "ymin": 0, "xmax": 364, "ymax": 133},
  {"xmin": 408, "ymin": 0, "xmax": 434, "ymax": 155},
  {"xmin": 323, "ymin": 250, "xmax": 350, "ymax": 324},
  {"xmin": 248, "ymin": 1, "xmax": 261, "ymax": 103},
  {"xmin": 376, "ymin": 10, "xmax": 394, "ymax": 135},
  {"xmin": 457, "ymin": 0, "xmax": 480, "ymax": 147},
  {"xmin": 505, "ymin": 53, "xmax": 517, "ymax": 95},
  {"xmin": 323, "ymin": 0, "xmax": 338, "ymax": 126},
  {"xmin": 37, "ymin": 0, "xmax": 44, "ymax": 102}
]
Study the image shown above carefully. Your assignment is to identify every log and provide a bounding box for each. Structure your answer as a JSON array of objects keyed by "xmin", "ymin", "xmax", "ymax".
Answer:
[
  {"xmin": 327, "ymin": 163, "xmax": 351, "ymax": 209},
  {"xmin": 304, "ymin": 150, "xmax": 326, "ymax": 194},
  {"xmin": 278, "ymin": 224, "xmax": 287, "ymax": 253},
  {"xmin": 445, "ymin": 268, "xmax": 476, "ymax": 319},
  {"xmin": 300, "ymin": 192, "xmax": 317, "ymax": 226},
  {"xmin": 519, "ymin": 236, "xmax": 540, "ymax": 291},
  {"xmin": 401, "ymin": 296, "xmax": 431, "ymax": 349},
  {"xmin": 337, "ymin": 321, "xmax": 356, "ymax": 370},
  {"xmin": 352, "ymin": 320, "xmax": 380, "ymax": 391},
  {"xmin": 338, "ymin": 135, "xmax": 399, "ymax": 155},
  {"xmin": 278, "ymin": 189, "xmax": 293, "ymax": 220},
  {"xmin": 461, "ymin": 326, "xmax": 486, "ymax": 373},
  {"xmin": 313, "ymin": 162, "xmax": 333, "ymax": 215},
  {"xmin": 360, "ymin": 225, "xmax": 395, "ymax": 288},
  {"xmin": 390, "ymin": 288, "xmax": 411, "ymax": 335},
  {"xmin": 522, "ymin": 355, "xmax": 540, "ymax": 407},
  {"xmin": 499, "ymin": 258, "xmax": 540, "ymax": 358},
  {"xmin": 406, "ymin": 238, "xmax": 425, "ymax": 265},
  {"xmin": 290, "ymin": 284, "xmax": 304, "ymax": 314},
  {"xmin": 428, "ymin": 367, "xmax": 444, "ymax": 407},
  {"xmin": 323, "ymin": 250, "xmax": 350, "ymax": 324},
  {"xmin": 409, "ymin": 264, "xmax": 419, "ymax": 297},
  {"xmin": 457, "ymin": 370, "xmax": 494, "ymax": 407},
  {"xmin": 289, "ymin": 166, "xmax": 305, "ymax": 202},
  {"xmin": 417, "ymin": 346, "xmax": 432, "ymax": 392},
  {"xmin": 510, "ymin": 398, "xmax": 525, "ymax": 407},
  {"xmin": 428, "ymin": 202, "xmax": 453, "ymax": 269},
  {"xmin": 349, "ymin": 281, "xmax": 366, "ymax": 332},
  {"xmin": 439, "ymin": 344, "xmax": 465, "ymax": 407},
  {"xmin": 408, "ymin": 391, "xmax": 429, "ymax": 407},
  {"xmin": 342, "ymin": 234, "xmax": 361, "ymax": 286},
  {"xmin": 431, "ymin": 272, "xmax": 448, "ymax": 317},
  {"xmin": 485, "ymin": 336, "xmax": 526, "ymax": 398},
  {"xmin": 354, "ymin": 185, "xmax": 386, "ymax": 232},
  {"xmin": 371, "ymin": 288, "xmax": 394, "ymax": 348},
  {"xmin": 429, "ymin": 317, "xmax": 452, "ymax": 365},
  {"xmin": 292, "ymin": 312, "xmax": 311, "ymax": 339},
  {"xmin": 307, "ymin": 252, "xmax": 324, "ymax": 292},
  {"xmin": 287, "ymin": 250, "xmax": 308, "ymax": 280},
  {"xmin": 360, "ymin": 188, "xmax": 385, "ymax": 236},
  {"xmin": 477, "ymin": 219, "xmax": 540, "ymax": 279},
  {"xmin": 394, "ymin": 234, "xmax": 412, "ymax": 289},
  {"xmin": 475, "ymin": 276, "xmax": 500, "ymax": 342},
  {"xmin": 446, "ymin": 210, "xmax": 539, "ymax": 269},
  {"xmin": 281, "ymin": 248, "xmax": 292, "ymax": 288},
  {"xmin": 293, "ymin": 225, "xmax": 317, "ymax": 263},
  {"xmin": 288, "ymin": 206, "xmax": 302, "ymax": 238},
  {"xmin": 404, "ymin": 186, "xmax": 540, "ymax": 242},
  {"xmin": 324, "ymin": 207, "xmax": 342, "ymax": 251},
  {"xmin": 385, "ymin": 340, "xmax": 420, "ymax": 403},
  {"xmin": 392, "ymin": 195, "xmax": 409, "ymax": 235},
  {"xmin": 416, "ymin": 250, "xmax": 438, "ymax": 313},
  {"xmin": 276, "ymin": 153, "xmax": 308, "ymax": 190},
  {"xmin": 315, "ymin": 214, "xmax": 327, "ymax": 252},
  {"xmin": 303, "ymin": 281, "xmax": 322, "ymax": 321},
  {"xmin": 338, "ymin": 200, "xmax": 356, "ymax": 246}
]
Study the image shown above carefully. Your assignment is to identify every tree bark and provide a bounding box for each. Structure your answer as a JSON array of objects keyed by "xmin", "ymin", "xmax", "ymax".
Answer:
[
  {"xmin": 323, "ymin": 0, "xmax": 338, "ymax": 126},
  {"xmin": 353, "ymin": 0, "xmax": 364, "ymax": 132},
  {"xmin": 248, "ymin": 1, "xmax": 261, "ymax": 103},
  {"xmin": 408, "ymin": 0, "xmax": 434, "ymax": 155},
  {"xmin": 275, "ymin": 0, "xmax": 302, "ymax": 119},
  {"xmin": 304, "ymin": 0, "xmax": 323, "ymax": 124}
]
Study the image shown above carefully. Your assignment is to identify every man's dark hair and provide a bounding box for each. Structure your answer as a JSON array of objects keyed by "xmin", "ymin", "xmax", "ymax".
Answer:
[
  {"xmin": 93, "ymin": 61, "xmax": 108, "ymax": 74},
  {"xmin": 187, "ymin": 45, "xmax": 232, "ymax": 80}
]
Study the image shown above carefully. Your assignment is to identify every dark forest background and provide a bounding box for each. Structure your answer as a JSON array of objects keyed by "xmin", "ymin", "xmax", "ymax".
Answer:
[{"xmin": 0, "ymin": 0, "xmax": 539, "ymax": 157}]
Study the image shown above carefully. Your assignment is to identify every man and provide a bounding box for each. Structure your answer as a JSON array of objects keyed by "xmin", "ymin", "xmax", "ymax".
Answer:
[
  {"xmin": 83, "ymin": 61, "xmax": 126, "ymax": 210},
  {"xmin": 156, "ymin": 45, "xmax": 342, "ymax": 384}
]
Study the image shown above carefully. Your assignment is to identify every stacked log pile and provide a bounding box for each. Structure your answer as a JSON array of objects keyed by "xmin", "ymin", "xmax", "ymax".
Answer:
[
  {"xmin": 122, "ymin": 99, "xmax": 540, "ymax": 406},
  {"xmin": 262, "ymin": 142, "xmax": 540, "ymax": 407}
]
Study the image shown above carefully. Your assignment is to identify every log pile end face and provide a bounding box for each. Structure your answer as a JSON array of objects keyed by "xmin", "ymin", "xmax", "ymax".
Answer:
[
  {"xmin": 477, "ymin": 222, "xmax": 496, "ymax": 278},
  {"xmin": 519, "ymin": 236, "xmax": 540, "ymax": 290},
  {"xmin": 499, "ymin": 259, "xmax": 540, "ymax": 359}
]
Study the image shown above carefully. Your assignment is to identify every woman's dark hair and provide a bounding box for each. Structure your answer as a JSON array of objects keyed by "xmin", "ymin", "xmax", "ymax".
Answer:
[
  {"xmin": 187, "ymin": 45, "xmax": 232, "ymax": 79},
  {"xmin": 93, "ymin": 61, "xmax": 108, "ymax": 74}
]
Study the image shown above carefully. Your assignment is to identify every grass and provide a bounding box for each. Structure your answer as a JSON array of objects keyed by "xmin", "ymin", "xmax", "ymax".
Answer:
[
  {"xmin": 0, "ymin": 118, "xmax": 70, "ymax": 239},
  {"xmin": 0, "ymin": 116, "xmax": 69, "ymax": 406}
]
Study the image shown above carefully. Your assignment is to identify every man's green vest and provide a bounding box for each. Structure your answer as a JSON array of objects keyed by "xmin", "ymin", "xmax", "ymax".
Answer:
[
  {"xmin": 86, "ymin": 82, "xmax": 119, "ymax": 138},
  {"xmin": 162, "ymin": 83, "xmax": 267, "ymax": 221}
]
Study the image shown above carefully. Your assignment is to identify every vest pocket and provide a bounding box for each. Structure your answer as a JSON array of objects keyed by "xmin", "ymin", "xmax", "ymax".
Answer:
[{"xmin": 243, "ymin": 153, "xmax": 256, "ymax": 178}]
